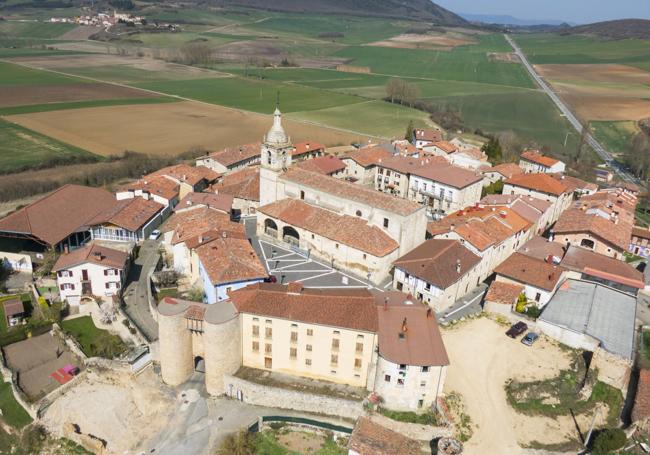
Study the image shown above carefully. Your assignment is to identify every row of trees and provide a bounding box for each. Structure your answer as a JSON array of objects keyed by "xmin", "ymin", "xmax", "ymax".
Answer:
[{"xmin": 385, "ymin": 77, "xmax": 421, "ymax": 108}]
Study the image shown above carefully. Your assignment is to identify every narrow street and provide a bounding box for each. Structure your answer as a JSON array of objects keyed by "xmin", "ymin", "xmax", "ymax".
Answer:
[{"xmin": 122, "ymin": 239, "xmax": 160, "ymax": 341}]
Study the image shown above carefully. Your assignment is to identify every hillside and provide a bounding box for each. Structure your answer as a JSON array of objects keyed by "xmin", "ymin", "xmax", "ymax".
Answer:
[
  {"xmin": 213, "ymin": 0, "xmax": 467, "ymax": 25},
  {"xmin": 568, "ymin": 19, "xmax": 650, "ymax": 39}
]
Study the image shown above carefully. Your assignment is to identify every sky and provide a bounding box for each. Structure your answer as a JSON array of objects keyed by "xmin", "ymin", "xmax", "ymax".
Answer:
[{"xmin": 435, "ymin": 0, "xmax": 650, "ymax": 24}]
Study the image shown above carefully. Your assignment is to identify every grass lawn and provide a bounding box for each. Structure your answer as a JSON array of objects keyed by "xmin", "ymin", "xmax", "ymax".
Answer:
[
  {"xmin": 135, "ymin": 76, "xmax": 366, "ymax": 114},
  {"xmin": 642, "ymin": 331, "xmax": 650, "ymax": 362},
  {"xmin": 61, "ymin": 316, "xmax": 128, "ymax": 359},
  {"xmin": 0, "ymin": 61, "xmax": 83, "ymax": 87},
  {"xmin": 288, "ymin": 99, "xmax": 431, "ymax": 138},
  {"xmin": 0, "ymin": 118, "xmax": 100, "ymax": 173},
  {"xmin": 0, "ymin": 97, "xmax": 177, "ymax": 116},
  {"xmin": 591, "ymin": 121, "xmax": 639, "ymax": 155},
  {"xmin": 253, "ymin": 429, "xmax": 346, "ymax": 455},
  {"xmin": 0, "ymin": 380, "xmax": 32, "ymax": 429}
]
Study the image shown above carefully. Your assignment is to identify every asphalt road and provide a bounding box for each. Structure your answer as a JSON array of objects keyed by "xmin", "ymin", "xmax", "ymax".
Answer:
[
  {"xmin": 505, "ymin": 34, "xmax": 639, "ymax": 185},
  {"xmin": 122, "ymin": 239, "xmax": 160, "ymax": 341}
]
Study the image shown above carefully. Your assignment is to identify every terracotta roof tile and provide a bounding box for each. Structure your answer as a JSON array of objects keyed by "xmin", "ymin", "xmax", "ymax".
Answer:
[
  {"xmin": 393, "ymin": 239, "xmax": 481, "ymax": 289},
  {"xmin": 53, "ymin": 242, "xmax": 128, "ymax": 271},
  {"xmin": 162, "ymin": 207, "xmax": 238, "ymax": 245},
  {"xmin": 480, "ymin": 194, "xmax": 551, "ymax": 224},
  {"xmin": 561, "ymin": 246, "xmax": 644, "ymax": 289},
  {"xmin": 230, "ymin": 283, "xmax": 379, "ymax": 333},
  {"xmin": 483, "ymin": 163, "xmax": 523, "ymax": 179},
  {"xmin": 258, "ymin": 199, "xmax": 398, "ymax": 257},
  {"xmin": 485, "ymin": 281, "xmax": 524, "ymax": 305},
  {"xmin": 118, "ymin": 175, "xmax": 180, "ymax": 201},
  {"xmin": 89, "ymin": 198, "xmax": 164, "ymax": 232},
  {"xmin": 292, "ymin": 141, "xmax": 325, "ymax": 157},
  {"xmin": 148, "ymin": 164, "xmax": 220, "ymax": 187},
  {"xmin": 633, "ymin": 369, "xmax": 650, "ymax": 422},
  {"xmin": 430, "ymin": 140, "xmax": 458, "ymax": 154},
  {"xmin": 174, "ymin": 192, "xmax": 233, "ymax": 214},
  {"xmin": 196, "ymin": 233, "xmax": 266, "ymax": 285},
  {"xmin": 296, "ymin": 155, "xmax": 346, "ymax": 175},
  {"xmin": 549, "ymin": 173, "xmax": 598, "ymax": 193},
  {"xmin": 203, "ymin": 143, "xmax": 260, "ymax": 168},
  {"xmin": 348, "ymin": 417, "xmax": 421, "ymax": 455},
  {"xmin": 553, "ymin": 208, "xmax": 632, "ymax": 251},
  {"xmin": 520, "ymin": 150, "xmax": 561, "ymax": 168},
  {"xmin": 342, "ymin": 146, "xmax": 392, "ymax": 168},
  {"xmin": 495, "ymin": 253, "xmax": 565, "ymax": 291},
  {"xmin": 505, "ymin": 173, "xmax": 569, "ymax": 196},
  {"xmin": 281, "ymin": 168, "xmax": 422, "ymax": 216},
  {"xmin": 633, "ymin": 226, "xmax": 650, "ymax": 241},
  {"xmin": 209, "ymin": 167, "xmax": 259, "ymax": 202},
  {"xmin": 414, "ymin": 128, "xmax": 443, "ymax": 143},
  {"xmin": 0, "ymin": 184, "xmax": 117, "ymax": 247}
]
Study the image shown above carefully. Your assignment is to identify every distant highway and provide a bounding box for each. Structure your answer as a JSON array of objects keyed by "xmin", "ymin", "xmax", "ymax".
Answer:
[{"xmin": 505, "ymin": 34, "xmax": 639, "ymax": 184}]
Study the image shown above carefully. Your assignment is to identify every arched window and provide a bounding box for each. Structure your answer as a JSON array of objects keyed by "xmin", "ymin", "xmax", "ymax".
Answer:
[
  {"xmin": 266, "ymin": 151, "xmax": 272, "ymax": 165},
  {"xmin": 356, "ymin": 210, "xmax": 362, "ymax": 217}
]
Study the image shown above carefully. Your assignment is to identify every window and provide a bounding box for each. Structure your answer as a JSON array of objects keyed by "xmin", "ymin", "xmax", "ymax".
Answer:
[
  {"xmin": 384, "ymin": 375, "xmax": 391, "ymax": 382},
  {"xmin": 535, "ymin": 293, "xmax": 541, "ymax": 302},
  {"xmin": 306, "ymin": 329, "xmax": 313, "ymax": 336},
  {"xmin": 354, "ymin": 358, "xmax": 362, "ymax": 369},
  {"xmin": 306, "ymin": 344, "xmax": 312, "ymax": 352},
  {"xmin": 290, "ymin": 347, "xmax": 297, "ymax": 358},
  {"xmin": 331, "ymin": 339, "xmax": 340, "ymax": 350},
  {"xmin": 420, "ymin": 381, "xmax": 427, "ymax": 387},
  {"xmin": 335, "ymin": 243, "xmax": 339, "ymax": 249},
  {"xmin": 356, "ymin": 342, "xmax": 363, "ymax": 354},
  {"xmin": 305, "ymin": 359, "xmax": 312, "ymax": 366},
  {"xmin": 253, "ymin": 317, "xmax": 259, "ymax": 321},
  {"xmin": 311, "ymin": 234, "xmax": 315, "ymax": 239},
  {"xmin": 265, "ymin": 327, "xmax": 272, "ymax": 339},
  {"xmin": 383, "ymin": 218, "xmax": 389, "ymax": 228},
  {"xmin": 290, "ymin": 331, "xmax": 298, "ymax": 343},
  {"xmin": 252, "ymin": 341, "xmax": 259, "ymax": 352},
  {"xmin": 397, "ymin": 378, "xmax": 405, "ymax": 387},
  {"xmin": 265, "ymin": 343, "xmax": 272, "ymax": 354},
  {"xmin": 331, "ymin": 354, "xmax": 338, "ymax": 366},
  {"xmin": 363, "ymin": 253, "xmax": 367, "ymax": 260},
  {"xmin": 333, "ymin": 330, "xmax": 340, "ymax": 335},
  {"xmin": 580, "ymin": 238, "xmax": 595, "ymax": 249},
  {"xmin": 356, "ymin": 210, "xmax": 362, "ymax": 217},
  {"xmin": 300, "ymin": 190, "xmax": 305, "ymax": 200},
  {"xmin": 265, "ymin": 319, "xmax": 272, "ymax": 324},
  {"xmin": 399, "ymin": 364, "xmax": 407, "ymax": 371},
  {"xmin": 421, "ymin": 366, "xmax": 429, "ymax": 373},
  {"xmin": 252, "ymin": 325, "xmax": 259, "ymax": 337}
]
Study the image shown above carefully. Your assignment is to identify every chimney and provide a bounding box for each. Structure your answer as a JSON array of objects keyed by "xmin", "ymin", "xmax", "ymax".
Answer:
[
  {"xmin": 456, "ymin": 259, "xmax": 461, "ymax": 274},
  {"xmin": 426, "ymin": 308, "xmax": 432, "ymax": 318},
  {"xmin": 401, "ymin": 318, "xmax": 408, "ymax": 333},
  {"xmin": 384, "ymin": 297, "xmax": 388, "ymax": 311},
  {"xmin": 222, "ymin": 231, "xmax": 228, "ymax": 238}
]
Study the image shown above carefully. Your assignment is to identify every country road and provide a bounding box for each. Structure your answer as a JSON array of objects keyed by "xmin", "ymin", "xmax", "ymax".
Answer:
[{"xmin": 505, "ymin": 34, "xmax": 639, "ymax": 185}]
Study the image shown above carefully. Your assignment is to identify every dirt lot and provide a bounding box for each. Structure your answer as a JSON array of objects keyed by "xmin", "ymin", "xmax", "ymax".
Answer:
[
  {"xmin": 537, "ymin": 63, "xmax": 650, "ymax": 85},
  {"xmin": 489, "ymin": 52, "xmax": 519, "ymax": 63},
  {"xmin": 42, "ymin": 368, "xmax": 175, "ymax": 454},
  {"xmin": 6, "ymin": 100, "xmax": 371, "ymax": 157},
  {"xmin": 368, "ymin": 32, "xmax": 476, "ymax": 50},
  {"xmin": 0, "ymin": 83, "xmax": 155, "ymax": 108},
  {"xmin": 2, "ymin": 333, "xmax": 79, "ymax": 400},
  {"xmin": 562, "ymin": 93, "xmax": 650, "ymax": 121},
  {"xmin": 442, "ymin": 317, "xmax": 603, "ymax": 454}
]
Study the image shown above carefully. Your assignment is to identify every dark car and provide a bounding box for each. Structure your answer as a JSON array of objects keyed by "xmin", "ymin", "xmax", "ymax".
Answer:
[
  {"xmin": 506, "ymin": 321, "xmax": 528, "ymax": 338},
  {"xmin": 521, "ymin": 332, "xmax": 539, "ymax": 346},
  {"xmin": 264, "ymin": 275, "xmax": 277, "ymax": 283}
]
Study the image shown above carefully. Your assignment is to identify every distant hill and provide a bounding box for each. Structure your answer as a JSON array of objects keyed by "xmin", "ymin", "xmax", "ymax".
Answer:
[
  {"xmin": 568, "ymin": 19, "xmax": 650, "ymax": 39},
  {"xmin": 213, "ymin": 0, "xmax": 468, "ymax": 25},
  {"xmin": 460, "ymin": 13, "xmax": 572, "ymax": 27}
]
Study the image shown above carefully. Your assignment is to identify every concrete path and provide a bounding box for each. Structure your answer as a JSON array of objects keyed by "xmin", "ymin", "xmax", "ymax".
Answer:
[
  {"xmin": 438, "ymin": 283, "xmax": 487, "ymax": 323},
  {"xmin": 122, "ymin": 240, "xmax": 159, "ymax": 341}
]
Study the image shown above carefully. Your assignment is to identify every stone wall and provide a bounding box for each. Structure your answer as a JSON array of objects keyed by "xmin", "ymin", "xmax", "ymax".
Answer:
[
  {"xmin": 593, "ymin": 347, "xmax": 632, "ymax": 393},
  {"xmin": 367, "ymin": 413, "xmax": 452, "ymax": 441},
  {"xmin": 223, "ymin": 374, "xmax": 364, "ymax": 420},
  {"xmin": 158, "ymin": 313, "xmax": 193, "ymax": 386}
]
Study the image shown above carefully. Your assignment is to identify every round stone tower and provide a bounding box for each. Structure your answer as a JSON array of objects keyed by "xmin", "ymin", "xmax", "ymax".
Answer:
[
  {"xmin": 158, "ymin": 308, "xmax": 193, "ymax": 386},
  {"xmin": 204, "ymin": 312, "xmax": 242, "ymax": 396}
]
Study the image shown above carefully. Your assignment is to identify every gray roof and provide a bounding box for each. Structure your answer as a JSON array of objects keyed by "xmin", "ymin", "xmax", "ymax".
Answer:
[{"xmin": 539, "ymin": 279, "xmax": 636, "ymax": 359}]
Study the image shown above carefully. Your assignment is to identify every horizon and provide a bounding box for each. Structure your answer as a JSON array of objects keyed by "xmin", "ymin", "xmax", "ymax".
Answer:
[{"xmin": 435, "ymin": 0, "xmax": 650, "ymax": 24}]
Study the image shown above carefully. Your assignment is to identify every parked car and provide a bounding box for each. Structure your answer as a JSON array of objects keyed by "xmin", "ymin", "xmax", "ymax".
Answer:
[
  {"xmin": 149, "ymin": 229, "xmax": 161, "ymax": 240},
  {"xmin": 264, "ymin": 275, "xmax": 277, "ymax": 283},
  {"xmin": 521, "ymin": 332, "xmax": 539, "ymax": 346},
  {"xmin": 506, "ymin": 321, "xmax": 528, "ymax": 338}
]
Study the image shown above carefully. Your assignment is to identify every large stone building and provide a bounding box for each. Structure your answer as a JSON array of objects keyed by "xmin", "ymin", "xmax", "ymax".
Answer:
[
  {"xmin": 158, "ymin": 283, "xmax": 449, "ymax": 412},
  {"xmin": 257, "ymin": 107, "xmax": 427, "ymax": 283}
]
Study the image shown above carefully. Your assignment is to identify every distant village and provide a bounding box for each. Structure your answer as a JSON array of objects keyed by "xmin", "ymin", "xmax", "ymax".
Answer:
[{"xmin": 0, "ymin": 105, "xmax": 647, "ymax": 453}]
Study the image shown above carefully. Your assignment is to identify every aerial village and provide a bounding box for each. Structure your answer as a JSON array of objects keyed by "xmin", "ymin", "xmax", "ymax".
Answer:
[{"xmin": 0, "ymin": 105, "xmax": 648, "ymax": 454}]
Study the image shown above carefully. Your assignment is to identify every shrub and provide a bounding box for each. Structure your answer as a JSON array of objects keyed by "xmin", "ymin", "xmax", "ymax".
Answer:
[{"xmin": 592, "ymin": 428, "xmax": 626, "ymax": 455}]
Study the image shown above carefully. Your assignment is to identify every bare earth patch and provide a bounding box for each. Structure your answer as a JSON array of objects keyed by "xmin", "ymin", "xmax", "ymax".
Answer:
[
  {"xmin": 0, "ymin": 83, "xmax": 155, "ymax": 108},
  {"xmin": 442, "ymin": 317, "xmax": 576, "ymax": 454},
  {"xmin": 488, "ymin": 52, "xmax": 519, "ymax": 63},
  {"xmin": 368, "ymin": 32, "xmax": 476, "ymax": 50},
  {"xmin": 563, "ymin": 93, "xmax": 650, "ymax": 121},
  {"xmin": 536, "ymin": 63, "xmax": 650, "ymax": 85},
  {"xmin": 277, "ymin": 431, "xmax": 326, "ymax": 454},
  {"xmin": 5, "ymin": 100, "xmax": 371, "ymax": 157}
]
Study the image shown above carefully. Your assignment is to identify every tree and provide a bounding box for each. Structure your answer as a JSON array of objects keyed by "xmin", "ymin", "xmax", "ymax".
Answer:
[
  {"xmin": 575, "ymin": 121, "xmax": 591, "ymax": 163},
  {"xmin": 591, "ymin": 428, "xmax": 626, "ymax": 455},
  {"xmin": 481, "ymin": 179, "xmax": 503, "ymax": 198},
  {"xmin": 481, "ymin": 137, "xmax": 502, "ymax": 162},
  {"xmin": 186, "ymin": 286, "xmax": 205, "ymax": 302},
  {"xmin": 216, "ymin": 431, "xmax": 255, "ymax": 455},
  {"xmin": 180, "ymin": 42, "xmax": 213, "ymax": 66},
  {"xmin": 404, "ymin": 120, "xmax": 415, "ymax": 141}
]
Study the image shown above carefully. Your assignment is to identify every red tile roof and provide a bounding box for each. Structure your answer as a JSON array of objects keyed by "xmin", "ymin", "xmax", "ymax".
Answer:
[
  {"xmin": 118, "ymin": 175, "xmax": 180, "ymax": 202},
  {"xmin": 89, "ymin": 198, "xmax": 164, "ymax": 232},
  {"xmin": 292, "ymin": 141, "xmax": 325, "ymax": 157},
  {"xmin": 230, "ymin": 283, "xmax": 379, "ymax": 333},
  {"xmin": 495, "ymin": 253, "xmax": 565, "ymax": 291},
  {"xmin": 296, "ymin": 155, "xmax": 346, "ymax": 175},
  {"xmin": 376, "ymin": 293, "xmax": 449, "ymax": 366},
  {"xmin": 162, "ymin": 206, "xmax": 237, "ymax": 245},
  {"xmin": 505, "ymin": 173, "xmax": 569, "ymax": 196},
  {"xmin": 549, "ymin": 173, "xmax": 598, "ymax": 193},
  {"xmin": 148, "ymin": 164, "xmax": 220, "ymax": 187},
  {"xmin": 0, "ymin": 184, "xmax": 117, "ymax": 247},
  {"xmin": 281, "ymin": 168, "xmax": 422, "ymax": 216},
  {"xmin": 553, "ymin": 208, "xmax": 632, "ymax": 251},
  {"xmin": 431, "ymin": 140, "xmax": 458, "ymax": 154},
  {"xmin": 204, "ymin": 143, "xmax": 260, "ymax": 168},
  {"xmin": 258, "ymin": 199, "xmax": 398, "ymax": 257},
  {"xmin": 632, "ymin": 369, "xmax": 650, "ymax": 422},
  {"xmin": 414, "ymin": 128, "xmax": 443, "ymax": 143},
  {"xmin": 483, "ymin": 163, "xmax": 523, "ymax": 179},
  {"xmin": 342, "ymin": 146, "xmax": 392, "ymax": 168},
  {"xmin": 393, "ymin": 239, "xmax": 481, "ymax": 289},
  {"xmin": 632, "ymin": 226, "xmax": 650, "ymax": 241},
  {"xmin": 485, "ymin": 281, "xmax": 524, "ymax": 305},
  {"xmin": 561, "ymin": 246, "xmax": 644, "ymax": 289},
  {"xmin": 520, "ymin": 150, "xmax": 561, "ymax": 168},
  {"xmin": 196, "ymin": 233, "xmax": 266, "ymax": 285},
  {"xmin": 53, "ymin": 242, "xmax": 128, "ymax": 272},
  {"xmin": 480, "ymin": 194, "xmax": 551, "ymax": 225},
  {"xmin": 377, "ymin": 155, "xmax": 482, "ymax": 189},
  {"xmin": 348, "ymin": 417, "xmax": 421, "ymax": 455},
  {"xmin": 174, "ymin": 192, "xmax": 233, "ymax": 214},
  {"xmin": 209, "ymin": 167, "xmax": 260, "ymax": 202}
]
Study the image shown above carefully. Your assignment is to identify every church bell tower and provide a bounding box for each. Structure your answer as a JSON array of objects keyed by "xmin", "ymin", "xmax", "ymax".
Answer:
[{"xmin": 260, "ymin": 101, "xmax": 293, "ymax": 206}]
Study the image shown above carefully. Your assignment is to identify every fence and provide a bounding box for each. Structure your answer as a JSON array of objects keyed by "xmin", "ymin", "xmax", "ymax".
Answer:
[{"xmin": 248, "ymin": 415, "xmax": 353, "ymax": 435}]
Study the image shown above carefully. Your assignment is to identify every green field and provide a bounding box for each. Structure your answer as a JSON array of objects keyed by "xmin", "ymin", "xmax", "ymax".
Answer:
[
  {"xmin": 0, "ymin": 380, "xmax": 32, "ymax": 429},
  {"xmin": 591, "ymin": 121, "xmax": 639, "ymax": 155},
  {"xmin": 0, "ymin": 97, "xmax": 176, "ymax": 115},
  {"xmin": 136, "ymin": 76, "xmax": 366, "ymax": 113},
  {"xmin": 0, "ymin": 61, "xmax": 82, "ymax": 86},
  {"xmin": 515, "ymin": 33, "xmax": 650, "ymax": 69},
  {"xmin": 60, "ymin": 316, "xmax": 127, "ymax": 359},
  {"xmin": 0, "ymin": 118, "xmax": 99, "ymax": 172},
  {"xmin": 0, "ymin": 20, "xmax": 76, "ymax": 38}
]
